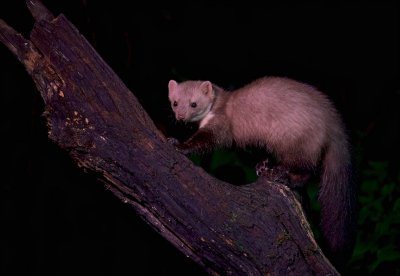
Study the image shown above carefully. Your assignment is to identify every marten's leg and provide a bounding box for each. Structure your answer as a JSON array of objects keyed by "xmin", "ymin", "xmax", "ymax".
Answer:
[
  {"xmin": 168, "ymin": 129, "xmax": 216, "ymax": 155},
  {"xmin": 256, "ymin": 160, "xmax": 313, "ymax": 212},
  {"xmin": 256, "ymin": 159, "xmax": 312, "ymax": 188}
]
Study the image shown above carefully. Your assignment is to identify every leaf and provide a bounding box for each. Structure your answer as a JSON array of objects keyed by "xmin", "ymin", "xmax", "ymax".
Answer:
[
  {"xmin": 381, "ymin": 182, "xmax": 395, "ymax": 197},
  {"xmin": 352, "ymin": 238, "xmax": 373, "ymax": 259},
  {"xmin": 368, "ymin": 161, "xmax": 388, "ymax": 173},
  {"xmin": 369, "ymin": 245, "xmax": 400, "ymax": 273},
  {"xmin": 361, "ymin": 180, "xmax": 379, "ymax": 193},
  {"xmin": 358, "ymin": 206, "xmax": 370, "ymax": 224},
  {"xmin": 375, "ymin": 218, "xmax": 391, "ymax": 236},
  {"xmin": 242, "ymin": 166, "xmax": 257, "ymax": 183},
  {"xmin": 209, "ymin": 150, "xmax": 237, "ymax": 171},
  {"xmin": 393, "ymin": 199, "xmax": 400, "ymax": 212}
]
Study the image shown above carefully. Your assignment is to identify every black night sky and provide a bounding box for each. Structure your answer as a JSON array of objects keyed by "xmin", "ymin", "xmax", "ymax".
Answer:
[{"xmin": 0, "ymin": 1, "xmax": 398, "ymax": 275}]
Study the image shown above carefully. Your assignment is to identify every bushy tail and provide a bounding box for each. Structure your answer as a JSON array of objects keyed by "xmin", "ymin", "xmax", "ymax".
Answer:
[{"xmin": 319, "ymin": 139, "xmax": 357, "ymax": 268}]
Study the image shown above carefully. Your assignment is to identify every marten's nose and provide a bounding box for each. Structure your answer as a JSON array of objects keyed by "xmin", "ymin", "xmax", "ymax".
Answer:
[{"xmin": 176, "ymin": 113, "xmax": 185, "ymax": 120}]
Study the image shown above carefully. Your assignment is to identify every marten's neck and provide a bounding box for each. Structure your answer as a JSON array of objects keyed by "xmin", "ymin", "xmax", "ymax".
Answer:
[
  {"xmin": 199, "ymin": 86, "xmax": 230, "ymax": 128},
  {"xmin": 212, "ymin": 85, "xmax": 230, "ymax": 109}
]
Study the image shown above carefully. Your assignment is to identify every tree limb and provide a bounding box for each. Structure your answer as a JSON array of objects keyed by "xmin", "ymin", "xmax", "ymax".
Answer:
[{"xmin": 0, "ymin": 1, "xmax": 338, "ymax": 275}]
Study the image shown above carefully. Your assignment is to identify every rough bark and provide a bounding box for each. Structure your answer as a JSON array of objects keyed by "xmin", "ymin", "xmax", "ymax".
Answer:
[{"xmin": 0, "ymin": 1, "xmax": 338, "ymax": 275}]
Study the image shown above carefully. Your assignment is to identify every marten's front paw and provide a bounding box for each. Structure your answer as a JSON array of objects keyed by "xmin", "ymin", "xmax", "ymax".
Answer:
[
  {"xmin": 176, "ymin": 145, "xmax": 190, "ymax": 154},
  {"xmin": 167, "ymin": 137, "xmax": 190, "ymax": 154},
  {"xmin": 167, "ymin": 137, "xmax": 180, "ymax": 146}
]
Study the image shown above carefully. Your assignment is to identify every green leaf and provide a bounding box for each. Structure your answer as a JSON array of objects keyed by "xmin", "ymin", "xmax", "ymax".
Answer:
[
  {"xmin": 242, "ymin": 166, "xmax": 257, "ymax": 183},
  {"xmin": 375, "ymin": 219, "xmax": 391, "ymax": 236},
  {"xmin": 368, "ymin": 161, "xmax": 388, "ymax": 173},
  {"xmin": 209, "ymin": 150, "xmax": 237, "ymax": 171},
  {"xmin": 381, "ymin": 182, "xmax": 395, "ymax": 197},
  {"xmin": 352, "ymin": 239, "xmax": 373, "ymax": 259},
  {"xmin": 361, "ymin": 180, "xmax": 379, "ymax": 193},
  {"xmin": 370, "ymin": 246, "xmax": 400, "ymax": 272},
  {"xmin": 393, "ymin": 199, "xmax": 400, "ymax": 212},
  {"xmin": 358, "ymin": 206, "xmax": 370, "ymax": 224},
  {"xmin": 369, "ymin": 246, "xmax": 400, "ymax": 273}
]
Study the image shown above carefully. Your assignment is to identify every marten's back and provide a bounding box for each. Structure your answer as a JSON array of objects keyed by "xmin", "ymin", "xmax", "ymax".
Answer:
[{"xmin": 225, "ymin": 77, "xmax": 344, "ymax": 166}]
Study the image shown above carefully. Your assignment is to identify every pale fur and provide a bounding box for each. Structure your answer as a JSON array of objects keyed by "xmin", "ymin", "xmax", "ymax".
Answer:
[
  {"xmin": 225, "ymin": 77, "xmax": 348, "ymax": 168},
  {"xmin": 199, "ymin": 111, "xmax": 215, "ymax": 128}
]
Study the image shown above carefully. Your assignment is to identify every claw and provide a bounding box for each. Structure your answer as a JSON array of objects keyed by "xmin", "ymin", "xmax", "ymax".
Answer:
[
  {"xmin": 256, "ymin": 159, "xmax": 289, "ymax": 184},
  {"xmin": 167, "ymin": 137, "xmax": 180, "ymax": 146},
  {"xmin": 167, "ymin": 137, "xmax": 191, "ymax": 154}
]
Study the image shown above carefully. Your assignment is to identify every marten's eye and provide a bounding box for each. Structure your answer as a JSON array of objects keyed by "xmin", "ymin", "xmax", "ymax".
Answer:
[
  {"xmin": 191, "ymin": 102, "xmax": 197, "ymax": 108},
  {"xmin": 173, "ymin": 101, "xmax": 178, "ymax": 107}
]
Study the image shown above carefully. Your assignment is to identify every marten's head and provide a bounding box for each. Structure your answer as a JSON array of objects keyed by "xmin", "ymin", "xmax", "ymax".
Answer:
[{"xmin": 168, "ymin": 80, "xmax": 214, "ymax": 122}]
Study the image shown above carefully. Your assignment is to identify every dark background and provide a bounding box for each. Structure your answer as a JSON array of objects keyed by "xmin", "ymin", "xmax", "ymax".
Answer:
[{"xmin": 0, "ymin": 1, "xmax": 398, "ymax": 275}]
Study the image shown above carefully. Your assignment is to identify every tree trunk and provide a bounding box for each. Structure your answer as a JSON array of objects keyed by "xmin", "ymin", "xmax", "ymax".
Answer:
[{"xmin": 0, "ymin": 1, "xmax": 338, "ymax": 275}]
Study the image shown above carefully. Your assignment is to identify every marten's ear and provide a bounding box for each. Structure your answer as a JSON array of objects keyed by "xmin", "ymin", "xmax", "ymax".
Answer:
[
  {"xmin": 168, "ymin": 80, "xmax": 178, "ymax": 93},
  {"xmin": 200, "ymin": 81, "xmax": 213, "ymax": 97}
]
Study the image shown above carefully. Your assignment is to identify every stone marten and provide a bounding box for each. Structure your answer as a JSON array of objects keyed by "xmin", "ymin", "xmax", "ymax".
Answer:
[{"xmin": 167, "ymin": 76, "xmax": 357, "ymax": 267}]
